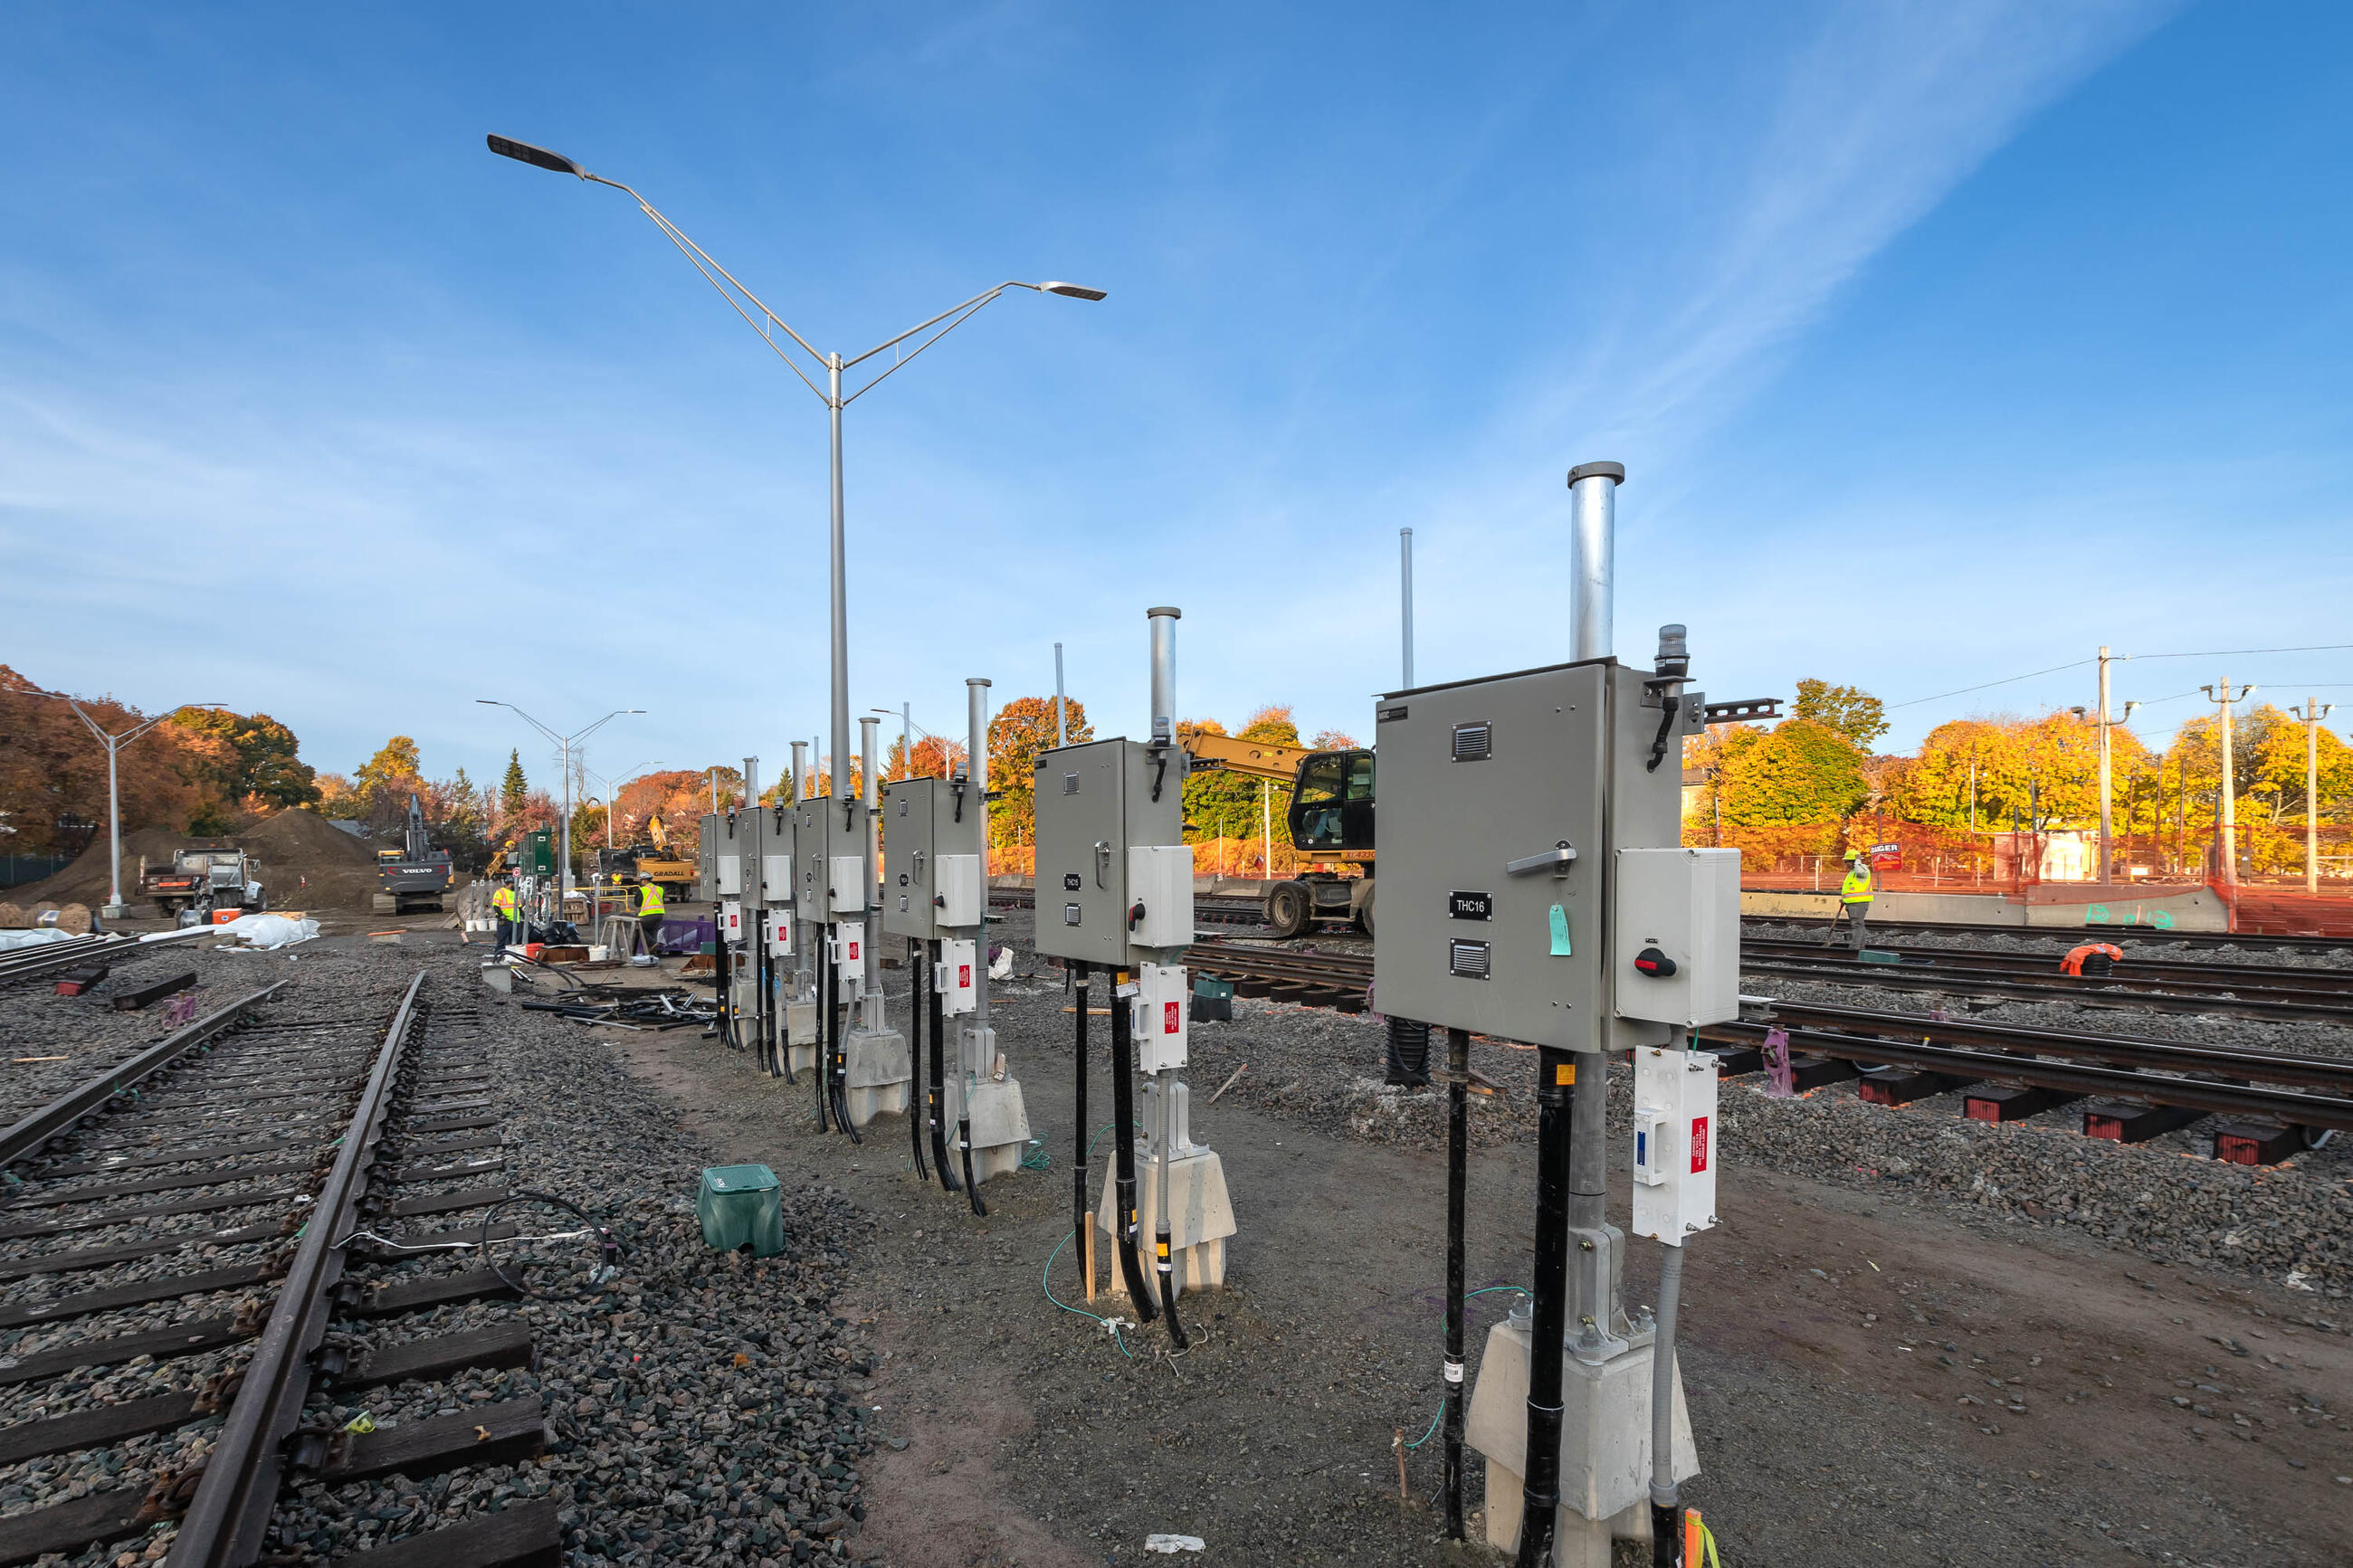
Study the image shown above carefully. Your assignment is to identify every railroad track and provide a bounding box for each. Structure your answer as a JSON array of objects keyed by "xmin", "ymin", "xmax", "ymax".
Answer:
[
  {"xmin": 0, "ymin": 935, "xmax": 134, "ymax": 992},
  {"xmin": 1185, "ymin": 939, "xmax": 1372, "ymax": 1011},
  {"xmin": 1741, "ymin": 938, "xmax": 2353, "ymax": 1023},
  {"xmin": 1743, "ymin": 911, "xmax": 2353, "ymax": 957},
  {"xmin": 1703, "ymin": 1001, "xmax": 2353, "ymax": 1152},
  {"xmin": 0, "ymin": 970, "xmax": 559, "ymax": 1568},
  {"xmin": 1180, "ymin": 939, "xmax": 2350, "ymax": 1158}
]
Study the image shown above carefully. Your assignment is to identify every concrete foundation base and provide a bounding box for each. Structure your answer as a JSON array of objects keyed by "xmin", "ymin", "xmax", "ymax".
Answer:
[
  {"xmin": 843, "ymin": 1026, "xmax": 910, "ymax": 1129},
  {"xmin": 941, "ymin": 1075, "xmax": 1032, "ymax": 1184},
  {"xmin": 1094, "ymin": 1145, "xmax": 1234, "ymax": 1303},
  {"xmin": 1464, "ymin": 1315, "xmax": 1696, "ymax": 1561},
  {"xmin": 786, "ymin": 999, "xmax": 819, "ymax": 1047},
  {"xmin": 787, "ymin": 1042, "xmax": 819, "ymax": 1075}
]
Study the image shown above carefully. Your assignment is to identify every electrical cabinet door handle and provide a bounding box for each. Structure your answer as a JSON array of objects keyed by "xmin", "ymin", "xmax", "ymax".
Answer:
[{"xmin": 1505, "ymin": 843, "xmax": 1577, "ymax": 877}]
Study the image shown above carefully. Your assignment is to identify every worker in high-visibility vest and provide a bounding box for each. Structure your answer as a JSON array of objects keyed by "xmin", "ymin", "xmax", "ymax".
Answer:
[
  {"xmin": 491, "ymin": 881, "xmax": 520, "ymax": 950},
  {"xmin": 1828, "ymin": 851, "xmax": 1872, "ymax": 949},
  {"xmin": 636, "ymin": 879, "xmax": 666, "ymax": 956}
]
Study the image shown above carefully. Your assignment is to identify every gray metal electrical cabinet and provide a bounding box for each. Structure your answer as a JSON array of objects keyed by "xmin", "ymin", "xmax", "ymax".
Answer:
[
  {"xmin": 697, "ymin": 813, "xmax": 719, "ymax": 903},
  {"xmin": 759, "ymin": 803, "xmax": 797, "ymax": 909},
  {"xmin": 1370, "ymin": 659, "xmax": 1694, "ymax": 1050},
  {"xmin": 795, "ymin": 798, "xmax": 834, "ymax": 914},
  {"xmin": 882, "ymin": 775, "xmax": 985, "ymax": 942},
  {"xmin": 731, "ymin": 809, "xmax": 767, "ymax": 911},
  {"xmin": 1032, "ymin": 737, "xmax": 1185, "ymax": 967}
]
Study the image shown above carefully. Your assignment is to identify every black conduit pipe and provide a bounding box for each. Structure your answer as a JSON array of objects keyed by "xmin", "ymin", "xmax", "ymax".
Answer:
[
  {"xmin": 834, "ymin": 956, "xmax": 860, "ymax": 1143},
  {"xmin": 713, "ymin": 936, "xmax": 733, "ymax": 1046},
  {"xmin": 906, "ymin": 940, "xmax": 928, "ymax": 1181},
  {"xmin": 1443, "ymin": 1024, "xmax": 1469, "ymax": 1541},
  {"xmin": 812, "ymin": 943, "xmax": 831, "ymax": 1132},
  {"xmin": 1155, "ymin": 1215, "xmax": 1187, "ymax": 1348},
  {"xmin": 1071, "ymin": 962, "xmax": 1091, "ymax": 1290},
  {"xmin": 775, "ymin": 927, "xmax": 795, "ymax": 1085},
  {"xmin": 929, "ymin": 944, "xmax": 958, "ymax": 1193},
  {"xmin": 1517, "ymin": 1045, "xmax": 1575, "ymax": 1568},
  {"xmin": 755, "ymin": 928, "xmax": 772, "ymax": 1073},
  {"xmin": 1109, "ymin": 981, "xmax": 1157, "ymax": 1321}
]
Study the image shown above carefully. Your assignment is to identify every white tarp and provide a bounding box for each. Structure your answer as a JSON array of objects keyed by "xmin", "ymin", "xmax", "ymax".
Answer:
[
  {"xmin": 214, "ymin": 914, "xmax": 320, "ymax": 950},
  {"xmin": 0, "ymin": 928, "xmax": 76, "ymax": 952}
]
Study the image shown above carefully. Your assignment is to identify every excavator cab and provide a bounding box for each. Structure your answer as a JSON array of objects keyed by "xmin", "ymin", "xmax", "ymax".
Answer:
[{"xmin": 1287, "ymin": 749, "xmax": 1375, "ymax": 853}]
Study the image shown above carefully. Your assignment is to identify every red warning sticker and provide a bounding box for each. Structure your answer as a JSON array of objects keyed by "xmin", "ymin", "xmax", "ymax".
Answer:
[
  {"xmin": 1690, "ymin": 1116, "xmax": 1710, "ymax": 1174},
  {"xmin": 1165, "ymin": 1001, "xmax": 1181, "ymax": 1033},
  {"xmin": 958, "ymin": 964, "xmax": 972, "ymax": 988}
]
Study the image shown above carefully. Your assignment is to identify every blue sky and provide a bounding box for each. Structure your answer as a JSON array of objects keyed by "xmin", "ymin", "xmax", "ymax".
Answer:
[{"xmin": 5, "ymin": 1, "xmax": 2348, "ymax": 795}]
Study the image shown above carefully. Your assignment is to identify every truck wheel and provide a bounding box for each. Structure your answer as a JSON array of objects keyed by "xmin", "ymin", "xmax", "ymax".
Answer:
[
  {"xmin": 1267, "ymin": 882, "xmax": 1313, "ymax": 938},
  {"xmin": 1353, "ymin": 882, "xmax": 1375, "ymax": 936}
]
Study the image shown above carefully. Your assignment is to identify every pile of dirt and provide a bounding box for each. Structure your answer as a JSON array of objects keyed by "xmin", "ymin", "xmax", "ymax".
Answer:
[
  {"xmin": 4, "ymin": 827, "xmax": 205, "ymax": 910},
  {"xmin": 4, "ymin": 810, "xmax": 421, "ymax": 915},
  {"xmin": 240, "ymin": 809, "xmax": 390, "ymax": 911}
]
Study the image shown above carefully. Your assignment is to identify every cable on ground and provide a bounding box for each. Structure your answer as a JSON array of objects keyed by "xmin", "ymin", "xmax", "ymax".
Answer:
[{"xmin": 1042, "ymin": 1227, "xmax": 1132, "ymax": 1358}]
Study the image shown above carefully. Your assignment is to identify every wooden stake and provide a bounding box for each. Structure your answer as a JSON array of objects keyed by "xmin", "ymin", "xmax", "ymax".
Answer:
[
  {"xmin": 1208, "ymin": 1063, "xmax": 1248, "ymax": 1103},
  {"xmin": 1082, "ymin": 1225, "xmax": 1098, "ymax": 1302}
]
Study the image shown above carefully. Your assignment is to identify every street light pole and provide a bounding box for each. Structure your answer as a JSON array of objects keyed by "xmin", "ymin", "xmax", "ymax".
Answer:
[
  {"xmin": 2291, "ymin": 699, "xmax": 2335, "ymax": 894},
  {"xmin": 28, "ymin": 692, "xmax": 223, "ymax": 918},
  {"xmin": 2200, "ymin": 680, "xmax": 2253, "ymax": 887},
  {"xmin": 477, "ymin": 701, "xmax": 643, "ymax": 918},
  {"xmin": 486, "ymin": 134, "xmax": 1103, "ymax": 849},
  {"xmin": 1400, "ymin": 527, "xmax": 1415, "ymax": 689}
]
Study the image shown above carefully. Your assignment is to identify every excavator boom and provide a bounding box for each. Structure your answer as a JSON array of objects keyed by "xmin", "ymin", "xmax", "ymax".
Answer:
[{"xmin": 1178, "ymin": 731, "xmax": 1319, "ymax": 784}]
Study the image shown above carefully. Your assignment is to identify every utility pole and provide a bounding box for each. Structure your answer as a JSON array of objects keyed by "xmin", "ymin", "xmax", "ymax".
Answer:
[
  {"xmin": 1400, "ymin": 527, "xmax": 1415, "ymax": 689},
  {"xmin": 2200, "ymin": 679, "xmax": 2254, "ymax": 887},
  {"xmin": 1053, "ymin": 642, "xmax": 1068, "ymax": 748},
  {"xmin": 2291, "ymin": 698, "xmax": 2335, "ymax": 894},
  {"xmin": 2092, "ymin": 649, "xmax": 2140, "ymax": 887}
]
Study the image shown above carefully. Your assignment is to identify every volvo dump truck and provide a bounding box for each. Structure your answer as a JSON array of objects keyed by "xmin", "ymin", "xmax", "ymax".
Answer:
[
  {"xmin": 1180, "ymin": 731, "xmax": 1376, "ymax": 937},
  {"xmin": 374, "ymin": 794, "xmax": 453, "ymax": 914}
]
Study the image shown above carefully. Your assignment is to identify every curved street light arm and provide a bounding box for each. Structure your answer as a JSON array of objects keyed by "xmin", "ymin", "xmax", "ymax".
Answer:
[{"xmin": 842, "ymin": 290, "xmax": 1011, "ymax": 404}]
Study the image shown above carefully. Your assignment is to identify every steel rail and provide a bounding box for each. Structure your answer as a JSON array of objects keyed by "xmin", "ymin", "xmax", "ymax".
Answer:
[
  {"xmin": 1738, "ymin": 955, "xmax": 2353, "ymax": 1024},
  {"xmin": 0, "ymin": 981, "xmax": 288, "ymax": 1168},
  {"xmin": 166, "ymin": 971, "xmax": 427, "ymax": 1568},
  {"xmin": 1700, "ymin": 1019, "xmax": 2353, "ymax": 1132},
  {"xmin": 0, "ymin": 935, "xmax": 122, "ymax": 988},
  {"xmin": 1748, "ymin": 1000, "xmax": 2353, "ymax": 1093},
  {"xmin": 1741, "ymin": 912, "xmax": 2353, "ymax": 955},
  {"xmin": 1745, "ymin": 936, "xmax": 2353, "ymax": 996}
]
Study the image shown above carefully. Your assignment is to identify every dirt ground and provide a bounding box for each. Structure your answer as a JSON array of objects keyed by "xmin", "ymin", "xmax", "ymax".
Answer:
[{"xmin": 582, "ymin": 913, "xmax": 2348, "ymax": 1568}]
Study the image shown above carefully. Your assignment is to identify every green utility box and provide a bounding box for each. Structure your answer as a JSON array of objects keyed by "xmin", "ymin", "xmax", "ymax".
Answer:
[
  {"xmin": 521, "ymin": 830, "xmax": 557, "ymax": 878},
  {"xmin": 1191, "ymin": 974, "xmax": 1234, "ymax": 1022},
  {"xmin": 696, "ymin": 1164, "xmax": 786, "ymax": 1258}
]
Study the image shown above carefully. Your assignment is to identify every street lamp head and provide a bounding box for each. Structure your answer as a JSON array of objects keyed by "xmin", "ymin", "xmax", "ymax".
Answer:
[
  {"xmin": 1039, "ymin": 281, "xmax": 1108, "ymax": 301},
  {"xmin": 487, "ymin": 135, "xmax": 586, "ymax": 178}
]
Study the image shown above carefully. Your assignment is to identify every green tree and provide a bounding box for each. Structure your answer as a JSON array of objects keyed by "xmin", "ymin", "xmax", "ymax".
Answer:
[
  {"xmin": 500, "ymin": 749, "xmax": 529, "ymax": 823},
  {"xmin": 1715, "ymin": 719, "xmax": 1869, "ymax": 825},
  {"xmin": 169, "ymin": 709, "xmax": 320, "ymax": 811},
  {"xmin": 986, "ymin": 697, "xmax": 1094, "ymax": 847},
  {"xmin": 1790, "ymin": 679, "xmax": 1889, "ymax": 752}
]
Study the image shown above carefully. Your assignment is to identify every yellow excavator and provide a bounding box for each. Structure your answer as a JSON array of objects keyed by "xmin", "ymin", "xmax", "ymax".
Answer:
[
  {"xmin": 594, "ymin": 815, "xmax": 699, "ymax": 897},
  {"xmin": 1179, "ymin": 731, "xmax": 1376, "ymax": 937}
]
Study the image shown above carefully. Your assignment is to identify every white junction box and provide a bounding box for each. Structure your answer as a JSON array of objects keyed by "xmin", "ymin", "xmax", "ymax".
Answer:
[
  {"xmin": 1131, "ymin": 961, "xmax": 1190, "ymax": 1072},
  {"xmin": 1631, "ymin": 1046, "xmax": 1720, "ymax": 1246},
  {"xmin": 717, "ymin": 853, "xmax": 743, "ymax": 898},
  {"xmin": 767, "ymin": 911, "xmax": 794, "ymax": 958},
  {"xmin": 935, "ymin": 853, "xmax": 983, "ymax": 928},
  {"xmin": 1612, "ymin": 847, "xmax": 1739, "ymax": 1028},
  {"xmin": 761, "ymin": 853, "xmax": 794, "ymax": 906},
  {"xmin": 720, "ymin": 900, "xmax": 745, "ymax": 945},
  {"xmin": 832, "ymin": 920, "xmax": 866, "ymax": 977},
  {"xmin": 937, "ymin": 937, "xmax": 978, "ymax": 1015},
  {"xmin": 1125, "ymin": 845, "xmax": 1195, "ymax": 950},
  {"xmin": 828, "ymin": 855, "xmax": 868, "ymax": 916}
]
